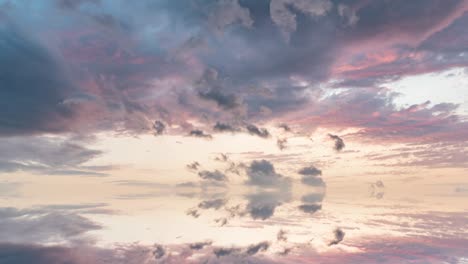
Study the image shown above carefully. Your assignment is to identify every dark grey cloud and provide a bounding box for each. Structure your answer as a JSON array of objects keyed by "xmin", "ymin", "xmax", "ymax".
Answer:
[
  {"xmin": 152, "ymin": 244, "xmax": 165, "ymax": 259},
  {"xmin": 197, "ymin": 69, "xmax": 241, "ymax": 110},
  {"xmin": 198, "ymin": 88, "xmax": 240, "ymax": 110},
  {"xmin": 246, "ymin": 124, "xmax": 270, "ymax": 138},
  {"xmin": 298, "ymin": 165, "xmax": 322, "ymax": 176},
  {"xmin": 298, "ymin": 203, "xmax": 322, "ymax": 214},
  {"xmin": 328, "ymin": 134, "xmax": 345, "ymax": 151},
  {"xmin": 153, "ymin": 120, "xmax": 166, "ymax": 135},
  {"xmin": 198, "ymin": 170, "xmax": 228, "ymax": 182},
  {"xmin": 189, "ymin": 241, "xmax": 213, "ymax": 250},
  {"xmin": 189, "ymin": 129, "xmax": 213, "ymax": 139},
  {"xmin": 0, "ymin": 26, "xmax": 79, "ymax": 136},
  {"xmin": 0, "ymin": 241, "xmax": 283, "ymax": 264},
  {"xmin": 245, "ymin": 241, "xmax": 270, "ymax": 256},
  {"xmin": 213, "ymin": 247, "xmax": 241, "ymax": 258},
  {"xmin": 328, "ymin": 228, "xmax": 345, "ymax": 246},
  {"xmin": 213, "ymin": 122, "xmax": 240, "ymax": 133}
]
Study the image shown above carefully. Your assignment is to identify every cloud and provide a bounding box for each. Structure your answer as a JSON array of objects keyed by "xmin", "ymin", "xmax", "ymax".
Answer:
[
  {"xmin": 278, "ymin": 123, "xmax": 291, "ymax": 132},
  {"xmin": 328, "ymin": 134, "xmax": 345, "ymax": 151},
  {"xmin": 245, "ymin": 241, "xmax": 270, "ymax": 256},
  {"xmin": 301, "ymin": 193, "xmax": 325, "ymax": 204},
  {"xmin": 197, "ymin": 69, "xmax": 241, "ymax": 110},
  {"xmin": 0, "ymin": 207, "xmax": 101, "ymax": 244},
  {"xmin": 213, "ymin": 122, "xmax": 239, "ymax": 133},
  {"xmin": 0, "ymin": 26, "xmax": 80, "ymax": 136},
  {"xmin": 152, "ymin": 244, "xmax": 165, "ymax": 259},
  {"xmin": 298, "ymin": 203, "xmax": 322, "ymax": 214},
  {"xmin": 369, "ymin": 180, "xmax": 385, "ymax": 199},
  {"xmin": 246, "ymin": 190, "xmax": 291, "ymax": 220},
  {"xmin": 213, "ymin": 247, "xmax": 241, "ymax": 258},
  {"xmin": 1, "ymin": 235, "xmax": 467, "ymax": 264},
  {"xmin": 0, "ymin": 136, "xmax": 109, "ymax": 176},
  {"xmin": 189, "ymin": 129, "xmax": 213, "ymax": 139},
  {"xmin": 270, "ymin": 0, "xmax": 333, "ymax": 40},
  {"xmin": 246, "ymin": 160, "xmax": 290, "ymax": 187},
  {"xmin": 56, "ymin": 0, "xmax": 99, "ymax": 10},
  {"xmin": 298, "ymin": 165, "xmax": 325, "ymax": 187},
  {"xmin": 186, "ymin": 208, "xmax": 200, "ymax": 218},
  {"xmin": 198, "ymin": 89, "xmax": 240, "ymax": 110},
  {"xmin": 198, "ymin": 199, "xmax": 227, "ymax": 210},
  {"xmin": 198, "ymin": 170, "xmax": 228, "ymax": 182},
  {"xmin": 277, "ymin": 229, "xmax": 288, "ymax": 242},
  {"xmin": 328, "ymin": 228, "xmax": 345, "ymax": 246},
  {"xmin": 214, "ymin": 153, "xmax": 229, "ymax": 162},
  {"xmin": 189, "ymin": 241, "xmax": 212, "ymax": 250},
  {"xmin": 186, "ymin": 161, "xmax": 200, "ymax": 171},
  {"xmin": 1, "ymin": 0, "xmax": 467, "ymax": 142},
  {"xmin": 153, "ymin": 120, "xmax": 166, "ymax": 135},
  {"xmin": 246, "ymin": 125, "xmax": 270, "ymax": 138},
  {"xmin": 276, "ymin": 138, "xmax": 287, "ymax": 150},
  {"xmin": 298, "ymin": 165, "xmax": 322, "ymax": 176},
  {"xmin": 0, "ymin": 182, "xmax": 21, "ymax": 198}
]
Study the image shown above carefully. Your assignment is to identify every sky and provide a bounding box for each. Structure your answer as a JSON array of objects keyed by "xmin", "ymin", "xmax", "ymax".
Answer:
[{"xmin": 0, "ymin": 0, "xmax": 468, "ymax": 263}]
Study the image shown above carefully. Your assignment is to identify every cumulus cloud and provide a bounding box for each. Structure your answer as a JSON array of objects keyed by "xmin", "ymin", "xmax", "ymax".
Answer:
[
  {"xmin": 246, "ymin": 160, "xmax": 290, "ymax": 187},
  {"xmin": 298, "ymin": 165, "xmax": 325, "ymax": 187},
  {"xmin": 198, "ymin": 170, "xmax": 228, "ymax": 182},
  {"xmin": 298, "ymin": 165, "xmax": 322, "ymax": 176}
]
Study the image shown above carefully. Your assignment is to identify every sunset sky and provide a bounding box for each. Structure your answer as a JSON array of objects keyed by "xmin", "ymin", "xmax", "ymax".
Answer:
[{"xmin": 1, "ymin": 0, "xmax": 468, "ymax": 263}]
